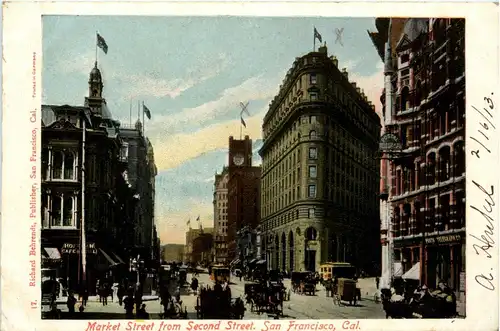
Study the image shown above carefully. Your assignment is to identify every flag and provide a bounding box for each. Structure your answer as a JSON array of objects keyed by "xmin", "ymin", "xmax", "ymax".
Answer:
[
  {"xmin": 187, "ymin": 219, "xmax": 191, "ymax": 226},
  {"xmin": 97, "ymin": 33, "xmax": 108, "ymax": 54},
  {"xmin": 143, "ymin": 104, "xmax": 152, "ymax": 120},
  {"xmin": 314, "ymin": 27, "xmax": 322, "ymax": 43},
  {"xmin": 241, "ymin": 117, "xmax": 247, "ymax": 128},
  {"xmin": 196, "ymin": 216, "xmax": 200, "ymax": 222},
  {"xmin": 239, "ymin": 102, "xmax": 250, "ymax": 116}
]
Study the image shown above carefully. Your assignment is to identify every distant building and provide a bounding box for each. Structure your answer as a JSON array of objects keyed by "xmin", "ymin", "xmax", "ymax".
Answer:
[
  {"xmin": 161, "ymin": 244, "xmax": 185, "ymax": 262},
  {"xmin": 213, "ymin": 166, "xmax": 229, "ymax": 263},
  {"xmin": 227, "ymin": 135, "xmax": 261, "ymax": 266},
  {"xmin": 185, "ymin": 227, "xmax": 214, "ymax": 264},
  {"xmin": 259, "ymin": 45, "xmax": 382, "ymax": 273}
]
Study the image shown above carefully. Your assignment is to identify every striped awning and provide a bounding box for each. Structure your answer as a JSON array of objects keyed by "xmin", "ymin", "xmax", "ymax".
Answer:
[
  {"xmin": 44, "ymin": 247, "xmax": 62, "ymax": 260},
  {"xmin": 99, "ymin": 248, "xmax": 118, "ymax": 266}
]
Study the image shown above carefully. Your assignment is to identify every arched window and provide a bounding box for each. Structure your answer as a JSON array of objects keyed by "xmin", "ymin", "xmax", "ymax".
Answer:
[
  {"xmin": 288, "ymin": 231, "xmax": 294, "ymax": 271},
  {"xmin": 309, "ymin": 131, "xmax": 317, "ymax": 139},
  {"xmin": 401, "ymin": 86, "xmax": 410, "ymax": 111},
  {"xmin": 453, "ymin": 141, "xmax": 465, "ymax": 177},
  {"xmin": 305, "ymin": 227, "xmax": 317, "ymax": 241},
  {"xmin": 415, "ymin": 81, "xmax": 422, "ymax": 105},
  {"xmin": 427, "ymin": 153, "xmax": 436, "ymax": 185},
  {"xmin": 438, "ymin": 146, "xmax": 451, "ymax": 182},
  {"xmin": 281, "ymin": 233, "xmax": 287, "ymax": 271}
]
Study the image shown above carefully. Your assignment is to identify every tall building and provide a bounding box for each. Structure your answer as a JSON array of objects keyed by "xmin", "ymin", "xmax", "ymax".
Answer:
[
  {"xmin": 369, "ymin": 18, "xmax": 465, "ymax": 297},
  {"xmin": 227, "ymin": 136, "xmax": 261, "ymax": 264},
  {"xmin": 41, "ymin": 62, "xmax": 131, "ymax": 294},
  {"xmin": 259, "ymin": 45, "xmax": 382, "ymax": 273},
  {"xmin": 213, "ymin": 166, "xmax": 229, "ymax": 263},
  {"xmin": 119, "ymin": 123, "xmax": 158, "ymax": 266}
]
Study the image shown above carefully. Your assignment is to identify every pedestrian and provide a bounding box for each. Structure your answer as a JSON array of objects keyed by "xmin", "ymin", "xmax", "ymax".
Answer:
[
  {"xmin": 66, "ymin": 291, "xmax": 77, "ymax": 314},
  {"xmin": 117, "ymin": 284, "xmax": 125, "ymax": 306},
  {"xmin": 101, "ymin": 284, "xmax": 108, "ymax": 306},
  {"xmin": 376, "ymin": 276, "xmax": 380, "ymax": 290},
  {"xmin": 123, "ymin": 290, "xmax": 135, "ymax": 318},
  {"xmin": 137, "ymin": 304, "xmax": 149, "ymax": 319}
]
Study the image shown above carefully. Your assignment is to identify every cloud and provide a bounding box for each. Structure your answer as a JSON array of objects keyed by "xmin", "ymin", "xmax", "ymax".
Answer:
[
  {"xmin": 147, "ymin": 73, "xmax": 280, "ymax": 134},
  {"xmin": 56, "ymin": 51, "xmax": 96, "ymax": 76},
  {"xmin": 124, "ymin": 53, "xmax": 230, "ymax": 99},
  {"xmin": 153, "ymin": 107, "xmax": 266, "ymax": 171},
  {"xmin": 348, "ymin": 62, "xmax": 384, "ymax": 119}
]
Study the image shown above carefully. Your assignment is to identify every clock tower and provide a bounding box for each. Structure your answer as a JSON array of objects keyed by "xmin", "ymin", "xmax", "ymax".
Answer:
[{"xmin": 228, "ymin": 135, "xmax": 252, "ymax": 168}]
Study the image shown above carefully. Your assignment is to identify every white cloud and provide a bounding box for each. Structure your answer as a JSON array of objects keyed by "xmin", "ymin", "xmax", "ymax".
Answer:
[
  {"xmin": 147, "ymin": 73, "xmax": 280, "ymax": 134},
  {"xmin": 153, "ymin": 107, "xmax": 266, "ymax": 171},
  {"xmin": 124, "ymin": 53, "xmax": 229, "ymax": 99},
  {"xmin": 348, "ymin": 64, "xmax": 384, "ymax": 118}
]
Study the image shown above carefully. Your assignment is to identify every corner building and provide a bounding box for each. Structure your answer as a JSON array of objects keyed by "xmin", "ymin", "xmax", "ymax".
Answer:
[
  {"xmin": 370, "ymin": 18, "xmax": 466, "ymax": 292},
  {"xmin": 259, "ymin": 46, "xmax": 382, "ymax": 273},
  {"xmin": 213, "ymin": 166, "xmax": 230, "ymax": 263}
]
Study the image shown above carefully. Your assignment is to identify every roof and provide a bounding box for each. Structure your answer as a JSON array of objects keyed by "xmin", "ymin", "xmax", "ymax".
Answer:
[{"xmin": 396, "ymin": 18, "xmax": 428, "ymax": 50}]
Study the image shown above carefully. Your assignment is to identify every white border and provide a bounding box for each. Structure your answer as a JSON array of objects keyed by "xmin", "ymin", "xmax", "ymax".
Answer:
[{"xmin": 2, "ymin": 2, "xmax": 499, "ymax": 331}]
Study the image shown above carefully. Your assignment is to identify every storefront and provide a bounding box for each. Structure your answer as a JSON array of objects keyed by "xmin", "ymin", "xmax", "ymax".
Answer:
[{"xmin": 394, "ymin": 230, "xmax": 464, "ymax": 291}]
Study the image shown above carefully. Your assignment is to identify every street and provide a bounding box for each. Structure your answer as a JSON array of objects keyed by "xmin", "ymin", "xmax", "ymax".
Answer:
[{"xmin": 46, "ymin": 273, "xmax": 385, "ymax": 319}]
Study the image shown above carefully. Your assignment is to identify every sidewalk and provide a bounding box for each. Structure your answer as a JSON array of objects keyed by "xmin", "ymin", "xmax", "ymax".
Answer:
[{"xmin": 356, "ymin": 277, "xmax": 379, "ymax": 301}]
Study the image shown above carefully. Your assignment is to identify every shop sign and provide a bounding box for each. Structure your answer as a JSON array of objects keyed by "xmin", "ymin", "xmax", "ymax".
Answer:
[
  {"xmin": 459, "ymin": 272, "xmax": 466, "ymax": 292},
  {"xmin": 425, "ymin": 233, "xmax": 462, "ymax": 245},
  {"xmin": 61, "ymin": 242, "xmax": 97, "ymax": 254}
]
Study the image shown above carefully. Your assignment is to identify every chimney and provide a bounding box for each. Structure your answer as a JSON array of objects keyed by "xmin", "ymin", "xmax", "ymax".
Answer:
[
  {"xmin": 245, "ymin": 135, "xmax": 250, "ymax": 140},
  {"xmin": 356, "ymin": 87, "xmax": 361, "ymax": 94},
  {"xmin": 330, "ymin": 56, "xmax": 339, "ymax": 67},
  {"xmin": 341, "ymin": 68, "xmax": 348, "ymax": 79},
  {"xmin": 351, "ymin": 82, "xmax": 357, "ymax": 89},
  {"xmin": 318, "ymin": 45, "xmax": 328, "ymax": 55}
]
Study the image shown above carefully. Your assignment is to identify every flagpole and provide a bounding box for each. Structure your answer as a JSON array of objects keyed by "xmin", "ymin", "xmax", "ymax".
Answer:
[
  {"xmin": 240, "ymin": 119, "xmax": 242, "ymax": 140},
  {"xmin": 129, "ymin": 99, "xmax": 132, "ymax": 126},
  {"xmin": 142, "ymin": 101, "xmax": 145, "ymax": 136},
  {"xmin": 95, "ymin": 31, "xmax": 98, "ymax": 63},
  {"xmin": 313, "ymin": 27, "xmax": 316, "ymax": 52},
  {"xmin": 81, "ymin": 112, "xmax": 87, "ymax": 286},
  {"xmin": 137, "ymin": 101, "xmax": 140, "ymax": 126}
]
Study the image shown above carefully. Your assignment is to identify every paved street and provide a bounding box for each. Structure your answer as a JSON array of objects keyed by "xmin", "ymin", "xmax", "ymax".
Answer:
[{"xmin": 47, "ymin": 273, "xmax": 385, "ymax": 319}]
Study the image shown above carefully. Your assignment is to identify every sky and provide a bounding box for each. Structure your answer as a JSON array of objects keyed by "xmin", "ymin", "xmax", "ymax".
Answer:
[{"xmin": 42, "ymin": 15, "xmax": 383, "ymax": 245}]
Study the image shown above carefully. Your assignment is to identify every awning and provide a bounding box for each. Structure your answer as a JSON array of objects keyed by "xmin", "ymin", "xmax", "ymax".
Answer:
[
  {"xmin": 380, "ymin": 262, "xmax": 403, "ymax": 288},
  {"xmin": 44, "ymin": 248, "xmax": 62, "ymax": 260},
  {"xmin": 99, "ymin": 248, "xmax": 118, "ymax": 266},
  {"xmin": 230, "ymin": 259, "xmax": 241, "ymax": 266},
  {"xmin": 256, "ymin": 259, "xmax": 267, "ymax": 265},
  {"xmin": 112, "ymin": 252, "xmax": 125, "ymax": 264},
  {"xmin": 402, "ymin": 262, "xmax": 420, "ymax": 280}
]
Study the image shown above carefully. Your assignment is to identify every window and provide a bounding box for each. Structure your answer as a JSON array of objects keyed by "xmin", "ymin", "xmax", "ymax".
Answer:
[
  {"xmin": 49, "ymin": 194, "xmax": 76, "ymax": 228},
  {"xmin": 401, "ymin": 54, "xmax": 410, "ymax": 63},
  {"xmin": 52, "ymin": 150, "xmax": 77, "ymax": 180},
  {"xmin": 309, "ymin": 131, "xmax": 317, "ymax": 139},
  {"xmin": 310, "ymin": 74, "xmax": 317, "ymax": 84},
  {"xmin": 310, "ymin": 116, "xmax": 317, "ymax": 124},
  {"xmin": 309, "ymin": 165, "xmax": 317, "ymax": 178},
  {"xmin": 310, "ymin": 93, "xmax": 318, "ymax": 101},
  {"xmin": 308, "ymin": 208, "xmax": 315, "ymax": 218},
  {"xmin": 309, "ymin": 147, "xmax": 317, "ymax": 159},
  {"xmin": 308, "ymin": 185, "xmax": 316, "ymax": 198}
]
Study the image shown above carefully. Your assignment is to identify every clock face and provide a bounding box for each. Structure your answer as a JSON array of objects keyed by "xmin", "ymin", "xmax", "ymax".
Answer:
[{"xmin": 233, "ymin": 154, "xmax": 244, "ymax": 166}]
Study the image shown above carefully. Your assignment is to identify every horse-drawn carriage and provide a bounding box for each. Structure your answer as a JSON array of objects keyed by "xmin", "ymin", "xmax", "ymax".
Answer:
[
  {"xmin": 244, "ymin": 282, "xmax": 285, "ymax": 316},
  {"xmin": 291, "ymin": 271, "xmax": 316, "ymax": 295},
  {"xmin": 335, "ymin": 278, "xmax": 358, "ymax": 306},
  {"xmin": 195, "ymin": 285, "xmax": 245, "ymax": 319}
]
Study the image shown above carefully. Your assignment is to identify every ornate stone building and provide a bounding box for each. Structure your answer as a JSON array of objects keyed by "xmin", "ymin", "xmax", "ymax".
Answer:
[
  {"xmin": 213, "ymin": 166, "xmax": 229, "ymax": 263},
  {"xmin": 259, "ymin": 45, "xmax": 382, "ymax": 273},
  {"xmin": 369, "ymin": 18, "xmax": 465, "ymax": 293},
  {"xmin": 41, "ymin": 62, "xmax": 131, "ymax": 293}
]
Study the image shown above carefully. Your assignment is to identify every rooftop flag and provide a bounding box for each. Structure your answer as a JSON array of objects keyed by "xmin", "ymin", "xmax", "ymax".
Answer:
[
  {"xmin": 314, "ymin": 27, "xmax": 323, "ymax": 43},
  {"xmin": 97, "ymin": 33, "xmax": 108, "ymax": 54}
]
